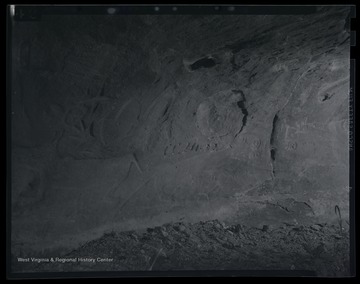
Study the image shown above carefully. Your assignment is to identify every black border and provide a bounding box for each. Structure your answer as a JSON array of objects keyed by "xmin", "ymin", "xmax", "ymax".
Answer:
[
  {"xmin": 11, "ymin": 5, "xmax": 318, "ymax": 19},
  {"xmin": 6, "ymin": 3, "xmax": 13, "ymax": 282}
]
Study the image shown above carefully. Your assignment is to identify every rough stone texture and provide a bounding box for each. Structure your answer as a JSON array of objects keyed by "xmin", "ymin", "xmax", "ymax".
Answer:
[
  {"xmin": 11, "ymin": 7, "xmax": 350, "ymax": 273},
  {"xmin": 11, "ymin": 220, "xmax": 350, "ymax": 276}
]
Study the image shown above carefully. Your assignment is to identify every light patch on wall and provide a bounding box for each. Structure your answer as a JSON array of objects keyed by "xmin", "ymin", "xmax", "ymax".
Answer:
[
  {"xmin": 10, "ymin": 5, "xmax": 15, "ymax": 17},
  {"xmin": 271, "ymin": 63, "xmax": 289, "ymax": 72},
  {"xmin": 107, "ymin": 7, "xmax": 117, "ymax": 15}
]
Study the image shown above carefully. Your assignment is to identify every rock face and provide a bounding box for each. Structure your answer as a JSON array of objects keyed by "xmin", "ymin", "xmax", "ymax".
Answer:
[{"xmin": 11, "ymin": 7, "xmax": 350, "ymax": 256}]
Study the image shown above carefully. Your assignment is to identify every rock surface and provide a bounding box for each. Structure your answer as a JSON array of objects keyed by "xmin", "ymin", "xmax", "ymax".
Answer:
[
  {"xmin": 11, "ymin": 6, "xmax": 350, "ymax": 271},
  {"xmin": 12, "ymin": 220, "xmax": 350, "ymax": 276}
]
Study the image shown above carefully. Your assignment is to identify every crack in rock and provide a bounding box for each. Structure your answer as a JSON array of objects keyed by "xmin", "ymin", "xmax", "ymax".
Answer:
[
  {"xmin": 233, "ymin": 90, "xmax": 248, "ymax": 138},
  {"xmin": 255, "ymin": 200, "xmax": 291, "ymax": 213},
  {"xmin": 269, "ymin": 112, "xmax": 279, "ymax": 177}
]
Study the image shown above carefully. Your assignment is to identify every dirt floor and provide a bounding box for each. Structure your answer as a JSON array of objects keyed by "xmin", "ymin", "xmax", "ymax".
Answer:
[{"xmin": 12, "ymin": 220, "xmax": 350, "ymax": 277}]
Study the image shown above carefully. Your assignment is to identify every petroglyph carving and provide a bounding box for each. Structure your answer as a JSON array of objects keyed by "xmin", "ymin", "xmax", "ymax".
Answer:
[
  {"xmin": 249, "ymin": 151, "xmax": 261, "ymax": 159},
  {"xmin": 286, "ymin": 141, "xmax": 298, "ymax": 151},
  {"xmin": 286, "ymin": 141, "xmax": 297, "ymax": 151},
  {"xmin": 251, "ymin": 137, "xmax": 261, "ymax": 150}
]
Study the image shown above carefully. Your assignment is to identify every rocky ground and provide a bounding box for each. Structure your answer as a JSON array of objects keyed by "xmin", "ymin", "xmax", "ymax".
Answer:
[{"xmin": 12, "ymin": 220, "xmax": 350, "ymax": 276}]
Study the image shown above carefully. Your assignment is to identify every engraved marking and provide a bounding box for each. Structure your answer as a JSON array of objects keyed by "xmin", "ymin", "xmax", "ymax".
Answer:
[
  {"xmin": 286, "ymin": 141, "xmax": 297, "ymax": 151},
  {"xmin": 251, "ymin": 138, "xmax": 261, "ymax": 150}
]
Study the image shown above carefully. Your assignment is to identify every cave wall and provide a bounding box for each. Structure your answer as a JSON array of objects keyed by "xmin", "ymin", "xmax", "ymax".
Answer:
[{"xmin": 11, "ymin": 7, "xmax": 350, "ymax": 254}]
